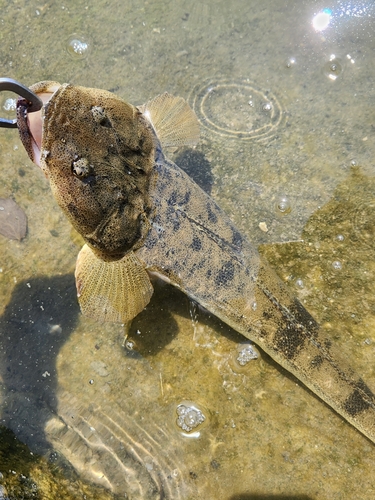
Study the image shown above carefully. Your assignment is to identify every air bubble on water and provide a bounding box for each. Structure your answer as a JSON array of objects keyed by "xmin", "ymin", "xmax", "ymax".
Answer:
[
  {"xmin": 176, "ymin": 402, "xmax": 206, "ymax": 433},
  {"xmin": 286, "ymin": 57, "xmax": 296, "ymax": 68},
  {"xmin": 331, "ymin": 260, "xmax": 342, "ymax": 270},
  {"xmin": 236, "ymin": 343, "xmax": 259, "ymax": 366},
  {"xmin": 3, "ymin": 98, "xmax": 16, "ymax": 111},
  {"xmin": 230, "ymin": 342, "xmax": 259, "ymax": 372},
  {"xmin": 262, "ymin": 102, "xmax": 272, "ymax": 112},
  {"xmin": 125, "ymin": 340, "xmax": 135, "ymax": 350},
  {"xmin": 295, "ymin": 278, "xmax": 304, "ymax": 289},
  {"xmin": 276, "ymin": 196, "xmax": 291, "ymax": 215},
  {"xmin": 323, "ymin": 56, "xmax": 343, "ymax": 81},
  {"xmin": 66, "ymin": 34, "xmax": 90, "ymax": 59}
]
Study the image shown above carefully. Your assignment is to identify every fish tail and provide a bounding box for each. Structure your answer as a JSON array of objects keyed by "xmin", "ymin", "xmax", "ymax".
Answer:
[{"xmin": 219, "ymin": 260, "xmax": 375, "ymax": 443}]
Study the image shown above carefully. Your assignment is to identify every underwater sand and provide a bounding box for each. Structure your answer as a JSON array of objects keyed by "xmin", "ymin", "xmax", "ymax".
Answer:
[{"xmin": 1, "ymin": 0, "xmax": 375, "ymax": 498}]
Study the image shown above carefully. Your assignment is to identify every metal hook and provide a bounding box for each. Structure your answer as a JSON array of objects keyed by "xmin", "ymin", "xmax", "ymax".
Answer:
[{"xmin": 0, "ymin": 78, "xmax": 43, "ymax": 128}]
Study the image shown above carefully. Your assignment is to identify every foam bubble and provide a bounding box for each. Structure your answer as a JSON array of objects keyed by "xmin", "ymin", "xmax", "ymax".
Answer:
[
  {"xmin": 176, "ymin": 402, "xmax": 207, "ymax": 434},
  {"xmin": 66, "ymin": 34, "xmax": 90, "ymax": 59}
]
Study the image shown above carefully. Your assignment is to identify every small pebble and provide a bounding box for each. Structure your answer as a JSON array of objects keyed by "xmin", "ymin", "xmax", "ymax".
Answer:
[{"xmin": 0, "ymin": 198, "xmax": 27, "ymax": 240}]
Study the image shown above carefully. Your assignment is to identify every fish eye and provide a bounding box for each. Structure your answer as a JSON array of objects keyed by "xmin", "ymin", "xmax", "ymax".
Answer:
[{"xmin": 72, "ymin": 157, "xmax": 92, "ymax": 178}]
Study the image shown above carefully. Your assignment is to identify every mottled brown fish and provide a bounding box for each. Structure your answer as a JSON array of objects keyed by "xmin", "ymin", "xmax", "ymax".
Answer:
[{"xmin": 16, "ymin": 81, "xmax": 375, "ymax": 444}]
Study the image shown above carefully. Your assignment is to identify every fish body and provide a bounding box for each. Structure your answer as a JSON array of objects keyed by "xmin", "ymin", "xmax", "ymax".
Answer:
[{"xmin": 17, "ymin": 81, "xmax": 375, "ymax": 443}]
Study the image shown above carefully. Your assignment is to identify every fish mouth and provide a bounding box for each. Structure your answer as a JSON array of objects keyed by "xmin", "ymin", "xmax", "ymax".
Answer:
[{"xmin": 17, "ymin": 81, "xmax": 61, "ymax": 168}]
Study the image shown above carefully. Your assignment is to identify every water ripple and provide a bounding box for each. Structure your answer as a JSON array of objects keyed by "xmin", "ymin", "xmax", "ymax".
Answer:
[
  {"xmin": 46, "ymin": 391, "xmax": 189, "ymax": 499},
  {"xmin": 190, "ymin": 78, "xmax": 283, "ymax": 141}
]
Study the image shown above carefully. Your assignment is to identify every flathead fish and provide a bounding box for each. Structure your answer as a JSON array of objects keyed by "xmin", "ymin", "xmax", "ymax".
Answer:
[{"xmin": 16, "ymin": 81, "xmax": 375, "ymax": 444}]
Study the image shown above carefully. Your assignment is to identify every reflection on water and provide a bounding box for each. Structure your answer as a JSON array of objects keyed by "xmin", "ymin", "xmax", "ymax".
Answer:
[
  {"xmin": 1, "ymin": 0, "xmax": 375, "ymax": 498},
  {"xmin": 46, "ymin": 391, "xmax": 189, "ymax": 498}
]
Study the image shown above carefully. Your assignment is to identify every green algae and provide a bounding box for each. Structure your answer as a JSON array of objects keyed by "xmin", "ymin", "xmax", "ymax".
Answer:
[
  {"xmin": 260, "ymin": 166, "xmax": 375, "ymax": 370},
  {"xmin": 0, "ymin": 426, "xmax": 114, "ymax": 500}
]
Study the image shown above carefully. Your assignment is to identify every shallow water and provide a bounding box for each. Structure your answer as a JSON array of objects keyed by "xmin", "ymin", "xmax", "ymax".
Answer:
[{"xmin": 1, "ymin": 0, "xmax": 375, "ymax": 498}]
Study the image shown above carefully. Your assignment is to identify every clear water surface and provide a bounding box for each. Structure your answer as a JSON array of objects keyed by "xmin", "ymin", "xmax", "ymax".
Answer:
[{"xmin": 0, "ymin": 0, "xmax": 375, "ymax": 498}]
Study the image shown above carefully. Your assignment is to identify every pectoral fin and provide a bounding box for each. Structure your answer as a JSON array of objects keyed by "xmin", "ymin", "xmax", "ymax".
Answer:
[
  {"xmin": 75, "ymin": 244, "xmax": 153, "ymax": 323},
  {"xmin": 139, "ymin": 92, "xmax": 200, "ymax": 148}
]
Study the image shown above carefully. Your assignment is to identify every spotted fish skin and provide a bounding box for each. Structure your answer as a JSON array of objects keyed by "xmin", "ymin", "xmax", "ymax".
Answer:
[
  {"xmin": 137, "ymin": 145, "xmax": 375, "ymax": 444},
  {"xmin": 18, "ymin": 82, "xmax": 375, "ymax": 444}
]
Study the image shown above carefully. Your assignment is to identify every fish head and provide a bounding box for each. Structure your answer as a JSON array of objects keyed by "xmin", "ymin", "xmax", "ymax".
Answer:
[{"xmin": 19, "ymin": 82, "xmax": 155, "ymax": 259}]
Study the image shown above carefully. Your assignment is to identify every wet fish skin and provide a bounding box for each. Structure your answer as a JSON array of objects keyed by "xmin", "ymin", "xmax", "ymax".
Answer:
[
  {"xmin": 19, "ymin": 82, "xmax": 375, "ymax": 444},
  {"xmin": 137, "ymin": 150, "xmax": 375, "ymax": 444},
  {"xmin": 35, "ymin": 83, "xmax": 155, "ymax": 259}
]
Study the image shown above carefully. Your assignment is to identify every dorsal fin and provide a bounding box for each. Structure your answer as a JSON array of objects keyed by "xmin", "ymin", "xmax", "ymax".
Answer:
[
  {"xmin": 139, "ymin": 92, "xmax": 200, "ymax": 148},
  {"xmin": 75, "ymin": 244, "xmax": 153, "ymax": 323}
]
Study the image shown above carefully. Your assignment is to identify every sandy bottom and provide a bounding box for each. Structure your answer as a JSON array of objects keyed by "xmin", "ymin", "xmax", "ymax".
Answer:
[{"xmin": 1, "ymin": 0, "xmax": 375, "ymax": 498}]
